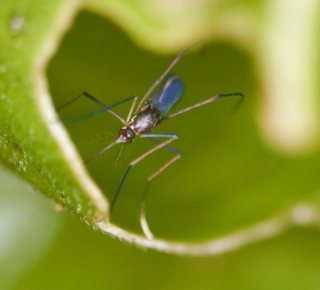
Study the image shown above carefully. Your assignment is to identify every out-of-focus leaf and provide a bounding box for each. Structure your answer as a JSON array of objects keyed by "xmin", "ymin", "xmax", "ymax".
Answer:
[{"xmin": 0, "ymin": 163, "xmax": 60, "ymax": 290}]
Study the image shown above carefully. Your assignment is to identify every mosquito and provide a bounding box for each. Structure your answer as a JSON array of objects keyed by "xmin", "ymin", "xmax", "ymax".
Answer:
[{"xmin": 58, "ymin": 42, "xmax": 244, "ymax": 239}]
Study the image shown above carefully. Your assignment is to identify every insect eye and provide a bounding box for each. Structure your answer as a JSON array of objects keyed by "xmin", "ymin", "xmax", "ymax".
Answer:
[
  {"xmin": 119, "ymin": 129, "xmax": 127, "ymax": 137},
  {"xmin": 119, "ymin": 129, "xmax": 133, "ymax": 144}
]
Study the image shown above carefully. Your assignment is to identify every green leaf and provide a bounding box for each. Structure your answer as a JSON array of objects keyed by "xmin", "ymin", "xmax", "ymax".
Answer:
[
  {"xmin": 0, "ymin": 0, "xmax": 107, "ymax": 222},
  {"xmin": 1, "ymin": 0, "xmax": 320, "ymax": 256}
]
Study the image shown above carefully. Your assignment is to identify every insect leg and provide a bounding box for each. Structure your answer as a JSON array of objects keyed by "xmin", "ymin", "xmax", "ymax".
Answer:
[
  {"xmin": 110, "ymin": 135, "xmax": 178, "ymax": 215},
  {"xmin": 83, "ymin": 140, "xmax": 118, "ymax": 165},
  {"xmin": 166, "ymin": 93, "xmax": 244, "ymax": 120},
  {"xmin": 136, "ymin": 40, "xmax": 203, "ymax": 113},
  {"xmin": 140, "ymin": 133, "xmax": 179, "ymax": 138},
  {"xmin": 147, "ymin": 137, "xmax": 181, "ymax": 155},
  {"xmin": 125, "ymin": 95, "xmax": 139, "ymax": 123},
  {"xmin": 139, "ymin": 139, "xmax": 182, "ymax": 239},
  {"xmin": 58, "ymin": 93, "xmax": 139, "ymax": 124}
]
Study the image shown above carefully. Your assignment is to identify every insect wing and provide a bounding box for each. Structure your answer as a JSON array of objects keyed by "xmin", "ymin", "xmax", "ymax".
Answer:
[{"xmin": 146, "ymin": 74, "xmax": 184, "ymax": 118}]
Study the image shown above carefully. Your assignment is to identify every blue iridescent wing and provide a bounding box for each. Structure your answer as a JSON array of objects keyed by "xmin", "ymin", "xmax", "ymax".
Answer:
[{"xmin": 146, "ymin": 74, "xmax": 184, "ymax": 118}]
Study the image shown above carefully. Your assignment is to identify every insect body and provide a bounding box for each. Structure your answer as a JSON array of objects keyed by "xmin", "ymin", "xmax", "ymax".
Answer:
[
  {"xmin": 119, "ymin": 75, "xmax": 183, "ymax": 143},
  {"xmin": 58, "ymin": 43, "xmax": 243, "ymax": 240}
]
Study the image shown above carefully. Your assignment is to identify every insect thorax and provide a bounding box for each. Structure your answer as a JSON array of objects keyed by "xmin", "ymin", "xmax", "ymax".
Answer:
[{"xmin": 129, "ymin": 104, "xmax": 162, "ymax": 135}]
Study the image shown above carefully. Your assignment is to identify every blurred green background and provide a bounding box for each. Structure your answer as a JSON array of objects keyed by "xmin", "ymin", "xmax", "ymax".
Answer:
[
  {"xmin": 50, "ymin": 11, "xmax": 260, "ymax": 240},
  {"xmin": 2, "ymin": 0, "xmax": 320, "ymax": 289}
]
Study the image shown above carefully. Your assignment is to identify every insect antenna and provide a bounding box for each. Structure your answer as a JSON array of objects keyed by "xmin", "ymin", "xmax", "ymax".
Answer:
[
  {"xmin": 87, "ymin": 132, "xmax": 117, "ymax": 143},
  {"xmin": 112, "ymin": 143, "xmax": 131, "ymax": 174}
]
